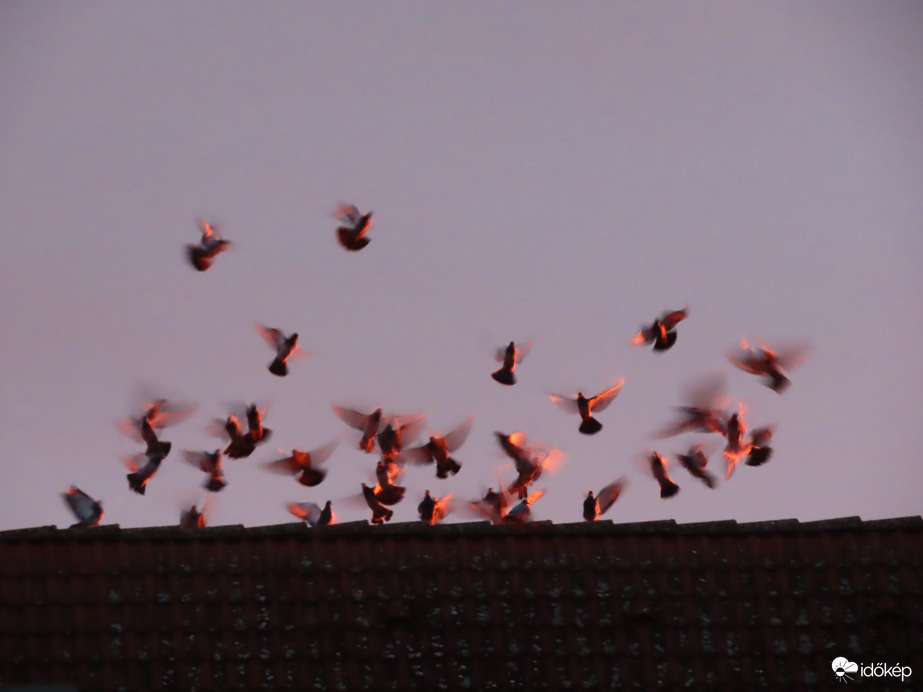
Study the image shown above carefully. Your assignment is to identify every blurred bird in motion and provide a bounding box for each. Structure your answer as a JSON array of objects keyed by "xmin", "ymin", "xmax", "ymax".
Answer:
[
  {"xmin": 491, "ymin": 341, "xmax": 531, "ymax": 385},
  {"xmin": 647, "ymin": 451, "xmax": 680, "ymax": 498},
  {"xmin": 334, "ymin": 203, "xmax": 374, "ymax": 251},
  {"xmin": 62, "ymin": 486, "xmax": 103, "ymax": 527},
  {"xmin": 377, "ymin": 413, "xmax": 426, "ymax": 460},
  {"xmin": 550, "ymin": 378, "xmax": 625, "ymax": 435},
  {"xmin": 403, "ymin": 417, "xmax": 473, "ymax": 478},
  {"xmin": 728, "ymin": 338, "xmax": 810, "ymax": 393},
  {"xmin": 125, "ymin": 451, "xmax": 166, "ymax": 495},
  {"xmin": 186, "ymin": 218, "xmax": 231, "ymax": 271},
  {"xmin": 745, "ymin": 426, "xmax": 775, "ymax": 467},
  {"xmin": 183, "ymin": 450, "xmax": 227, "ymax": 491},
  {"xmin": 256, "ymin": 324, "xmax": 302, "ymax": 377},
  {"xmin": 118, "ymin": 398, "xmax": 194, "ymax": 457},
  {"xmin": 630, "ymin": 306, "xmax": 688, "ymax": 352},
  {"xmin": 418, "ymin": 490, "xmax": 453, "ymax": 525},
  {"xmin": 332, "ymin": 405, "xmax": 383, "ymax": 453},
  {"xmin": 263, "ymin": 441, "xmax": 338, "ymax": 487},
  {"xmin": 361, "ymin": 482, "xmax": 394, "ymax": 524},
  {"xmin": 288, "ymin": 500, "xmax": 335, "ymax": 526},
  {"xmin": 180, "ymin": 498, "xmax": 209, "ymax": 528},
  {"xmin": 503, "ymin": 489, "xmax": 545, "ymax": 524},
  {"xmin": 722, "ymin": 403, "xmax": 752, "ymax": 479},
  {"xmin": 495, "ymin": 431, "xmax": 565, "ymax": 499},
  {"xmin": 655, "ymin": 373, "xmax": 728, "ymax": 438},
  {"xmin": 676, "ymin": 444, "xmax": 718, "ymax": 489},
  {"xmin": 583, "ymin": 478, "xmax": 627, "ymax": 521}
]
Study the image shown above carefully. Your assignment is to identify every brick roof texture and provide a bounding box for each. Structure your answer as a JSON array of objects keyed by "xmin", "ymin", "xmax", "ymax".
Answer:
[{"xmin": 1, "ymin": 516, "xmax": 920, "ymax": 691}]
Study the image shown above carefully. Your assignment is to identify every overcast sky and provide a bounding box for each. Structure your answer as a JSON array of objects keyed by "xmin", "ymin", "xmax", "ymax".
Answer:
[{"xmin": 1, "ymin": 2, "xmax": 921, "ymax": 531}]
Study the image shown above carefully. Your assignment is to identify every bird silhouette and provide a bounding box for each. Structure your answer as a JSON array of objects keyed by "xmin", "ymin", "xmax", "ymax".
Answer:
[
  {"xmin": 183, "ymin": 450, "xmax": 227, "ymax": 491},
  {"xmin": 676, "ymin": 444, "xmax": 718, "ymax": 488},
  {"xmin": 62, "ymin": 486, "xmax": 103, "ymax": 527},
  {"xmin": 332, "ymin": 405, "xmax": 383, "ymax": 453},
  {"xmin": 728, "ymin": 338, "xmax": 810, "ymax": 393},
  {"xmin": 630, "ymin": 306, "xmax": 688, "ymax": 351},
  {"xmin": 125, "ymin": 451, "xmax": 166, "ymax": 495},
  {"xmin": 334, "ymin": 203, "xmax": 374, "ymax": 251},
  {"xmin": 255, "ymin": 324, "xmax": 301, "ymax": 377},
  {"xmin": 550, "ymin": 379, "xmax": 625, "ymax": 435},
  {"xmin": 722, "ymin": 404, "xmax": 752, "ymax": 479},
  {"xmin": 376, "ymin": 413, "xmax": 426, "ymax": 460},
  {"xmin": 418, "ymin": 490, "xmax": 453, "ymax": 525},
  {"xmin": 288, "ymin": 500, "xmax": 335, "ymax": 526},
  {"xmin": 403, "ymin": 417, "xmax": 473, "ymax": 478},
  {"xmin": 180, "ymin": 500, "xmax": 208, "ymax": 528},
  {"xmin": 186, "ymin": 218, "xmax": 231, "ymax": 271},
  {"xmin": 745, "ymin": 426, "xmax": 775, "ymax": 466},
  {"xmin": 361, "ymin": 483, "xmax": 394, "ymax": 524},
  {"xmin": 491, "ymin": 341, "xmax": 531, "ymax": 385},
  {"xmin": 263, "ymin": 441, "xmax": 338, "ymax": 487},
  {"xmin": 583, "ymin": 478, "xmax": 627, "ymax": 521},
  {"xmin": 503, "ymin": 489, "xmax": 545, "ymax": 524},
  {"xmin": 648, "ymin": 452, "xmax": 680, "ymax": 498},
  {"xmin": 655, "ymin": 373, "xmax": 728, "ymax": 437}
]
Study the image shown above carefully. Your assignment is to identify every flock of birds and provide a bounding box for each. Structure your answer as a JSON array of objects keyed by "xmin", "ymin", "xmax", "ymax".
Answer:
[{"xmin": 61, "ymin": 208, "xmax": 810, "ymax": 530}]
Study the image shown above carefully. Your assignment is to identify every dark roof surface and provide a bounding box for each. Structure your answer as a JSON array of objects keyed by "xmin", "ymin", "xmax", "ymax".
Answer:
[{"xmin": 1, "ymin": 516, "xmax": 920, "ymax": 691}]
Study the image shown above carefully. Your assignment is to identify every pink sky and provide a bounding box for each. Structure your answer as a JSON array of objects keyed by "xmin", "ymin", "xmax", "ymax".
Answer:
[{"xmin": 1, "ymin": 2, "xmax": 921, "ymax": 531}]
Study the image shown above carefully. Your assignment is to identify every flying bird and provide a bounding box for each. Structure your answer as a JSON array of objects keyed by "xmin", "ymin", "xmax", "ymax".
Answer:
[
  {"xmin": 655, "ymin": 373, "xmax": 728, "ymax": 438},
  {"xmin": 288, "ymin": 500, "xmax": 335, "ymax": 526},
  {"xmin": 183, "ymin": 450, "xmax": 227, "ymax": 492},
  {"xmin": 403, "ymin": 417, "xmax": 473, "ymax": 478},
  {"xmin": 263, "ymin": 442, "xmax": 338, "ymax": 487},
  {"xmin": 332, "ymin": 405, "xmax": 383, "ymax": 453},
  {"xmin": 334, "ymin": 203, "xmax": 374, "ymax": 251},
  {"xmin": 495, "ymin": 431, "xmax": 564, "ymax": 498},
  {"xmin": 491, "ymin": 341, "xmax": 531, "ymax": 385},
  {"xmin": 418, "ymin": 491, "xmax": 453, "ymax": 525},
  {"xmin": 550, "ymin": 378, "xmax": 625, "ymax": 435},
  {"xmin": 372, "ymin": 461, "xmax": 406, "ymax": 505},
  {"xmin": 503, "ymin": 489, "xmax": 545, "ymax": 524},
  {"xmin": 186, "ymin": 218, "xmax": 231, "ymax": 271},
  {"xmin": 244, "ymin": 403, "xmax": 272, "ymax": 445},
  {"xmin": 361, "ymin": 483, "xmax": 394, "ymax": 524},
  {"xmin": 125, "ymin": 451, "xmax": 166, "ymax": 495},
  {"xmin": 62, "ymin": 486, "xmax": 103, "ymax": 527},
  {"xmin": 745, "ymin": 426, "xmax": 775, "ymax": 467},
  {"xmin": 376, "ymin": 413, "xmax": 426, "ymax": 460},
  {"xmin": 255, "ymin": 324, "xmax": 302, "ymax": 377},
  {"xmin": 218, "ymin": 413, "xmax": 256, "ymax": 459},
  {"xmin": 676, "ymin": 444, "xmax": 718, "ymax": 489},
  {"xmin": 630, "ymin": 306, "xmax": 688, "ymax": 351},
  {"xmin": 469, "ymin": 486, "xmax": 511, "ymax": 524},
  {"xmin": 583, "ymin": 478, "xmax": 627, "ymax": 521},
  {"xmin": 722, "ymin": 404, "xmax": 752, "ymax": 479},
  {"xmin": 648, "ymin": 452, "xmax": 680, "ymax": 498},
  {"xmin": 118, "ymin": 398, "xmax": 193, "ymax": 457},
  {"xmin": 727, "ymin": 338, "xmax": 810, "ymax": 393}
]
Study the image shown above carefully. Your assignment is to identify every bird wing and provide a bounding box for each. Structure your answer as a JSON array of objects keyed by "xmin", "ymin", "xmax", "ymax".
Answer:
[
  {"xmin": 549, "ymin": 394, "xmax": 580, "ymax": 414},
  {"xmin": 443, "ymin": 417, "xmax": 474, "ymax": 452},
  {"xmin": 331, "ymin": 405, "xmax": 373, "ymax": 431},
  {"xmin": 660, "ymin": 306, "xmax": 688, "ymax": 330},
  {"xmin": 596, "ymin": 477, "xmax": 627, "ymax": 514},
  {"xmin": 588, "ymin": 378, "xmax": 625, "ymax": 412},
  {"xmin": 255, "ymin": 323, "xmax": 284, "ymax": 350}
]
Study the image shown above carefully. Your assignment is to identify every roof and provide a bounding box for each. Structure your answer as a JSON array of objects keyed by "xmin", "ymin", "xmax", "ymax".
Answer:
[{"xmin": 2, "ymin": 516, "xmax": 921, "ymax": 691}]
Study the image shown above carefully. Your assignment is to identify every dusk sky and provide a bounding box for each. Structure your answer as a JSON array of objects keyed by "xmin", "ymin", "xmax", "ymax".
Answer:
[{"xmin": 1, "ymin": 2, "xmax": 921, "ymax": 531}]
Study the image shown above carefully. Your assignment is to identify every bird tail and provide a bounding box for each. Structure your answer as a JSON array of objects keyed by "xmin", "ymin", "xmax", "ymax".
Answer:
[
  {"xmin": 437, "ymin": 457, "xmax": 462, "ymax": 479},
  {"xmin": 660, "ymin": 480, "xmax": 680, "ymax": 498},
  {"xmin": 653, "ymin": 331, "xmax": 678, "ymax": 351},
  {"xmin": 579, "ymin": 417, "xmax": 603, "ymax": 435},
  {"xmin": 491, "ymin": 368, "xmax": 515, "ymax": 385},
  {"xmin": 126, "ymin": 473, "xmax": 146, "ymax": 495},
  {"xmin": 268, "ymin": 358, "xmax": 288, "ymax": 377},
  {"xmin": 205, "ymin": 477, "xmax": 227, "ymax": 492}
]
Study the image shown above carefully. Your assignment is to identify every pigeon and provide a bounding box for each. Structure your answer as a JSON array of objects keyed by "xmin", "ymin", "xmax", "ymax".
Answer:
[
  {"xmin": 372, "ymin": 461, "xmax": 406, "ymax": 505},
  {"xmin": 745, "ymin": 426, "xmax": 775, "ymax": 466},
  {"xmin": 376, "ymin": 413, "xmax": 426, "ymax": 460},
  {"xmin": 722, "ymin": 404, "xmax": 754, "ymax": 479},
  {"xmin": 728, "ymin": 338, "xmax": 810, "ymax": 393},
  {"xmin": 183, "ymin": 450, "xmax": 227, "ymax": 491},
  {"xmin": 361, "ymin": 483, "xmax": 394, "ymax": 524},
  {"xmin": 469, "ymin": 487, "xmax": 511, "ymax": 524},
  {"xmin": 62, "ymin": 486, "xmax": 103, "ymax": 527},
  {"xmin": 125, "ymin": 451, "xmax": 166, "ymax": 495},
  {"xmin": 403, "ymin": 417, "xmax": 473, "ymax": 478},
  {"xmin": 655, "ymin": 373, "xmax": 728, "ymax": 438},
  {"xmin": 491, "ymin": 341, "xmax": 531, "ymax": 385},
  {"xmin": 334, "ymin": 203, "xmax": 374, "ymax": 251},
  {"xmin": 583, "ymin": 478, "xmax": 627, "ymax": 521},
  {"xmin": 219, "ymin": 413, "xmax": 257, "ymax": 459},
  {"xmin": 503, "ymin": 489, "xmax": 545, "ymax": 524},
  {"xmin": 418, "ymin": 491, "xmax": 453, "ymax": 525},
  {"xmin": 288, "ymin": 500, "xmax": 335, "ymax": 526},
  {"xmin": 186, "ymin": 218, "xmax": 231, "ymax": 271},
  {"xmin": 676, "ymin": 444, "xmax": 717, "ymax": 488},
  {"xmin": 550, "ymin": 379, "xmax": 625, "ymax": 435},
  {"xmin": 495, "ymin": 431, "xmax": 564, "ymax": 499},
  {"xmin": 244, "ymin": 403, "xmax": 272, "ymax": 445},
  {"xmin": 180, "ymin": 502, "xmax": 207, "ymax": 529},
  {"xmin": 630, "ymin": 306, "xmax": 688, "ymax": 351},
  {"xmin": 263, "ymin": 441, "xmax": 338, "ymax": 487},
  {"xmin": 648, "ymin": 452, "xmax": 680, "ymax": 498},
  {"xmin": 118, "ymin": 398, "xmax": 193, "ymax": 457},
  {"xmin": 332, "ymin": 405, "xmax": 383, "ymax": 453},
  {"xmin": 255, "ymin": 324, "xmax": 301, "ymax": 377}
]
